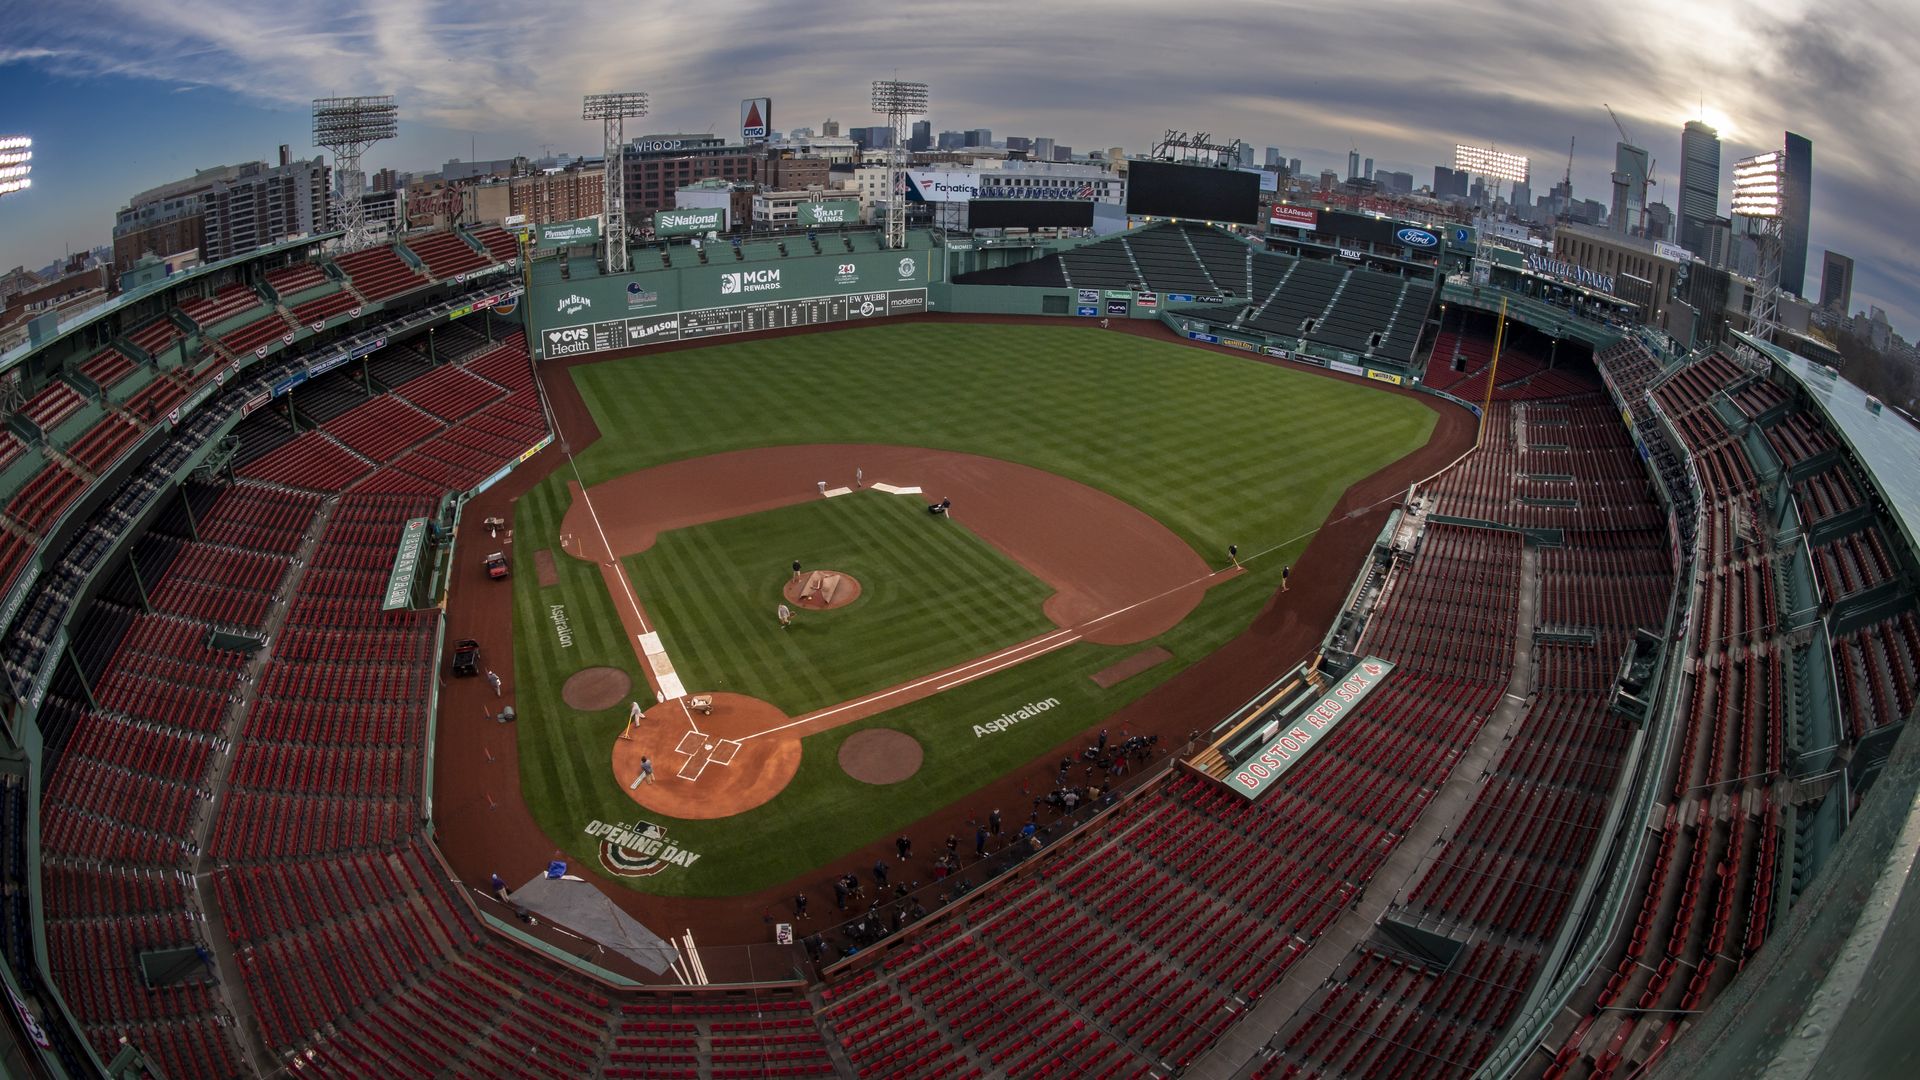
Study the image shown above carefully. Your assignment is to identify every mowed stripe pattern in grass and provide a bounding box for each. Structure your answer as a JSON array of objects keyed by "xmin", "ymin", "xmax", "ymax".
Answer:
[
  {"xmin": 571, "ymin": 323, "xmax": 1433, "ymax": 561},
  {"xmin": 629, "ymin": 492, "xmax": 1057, "ymax": 716}
]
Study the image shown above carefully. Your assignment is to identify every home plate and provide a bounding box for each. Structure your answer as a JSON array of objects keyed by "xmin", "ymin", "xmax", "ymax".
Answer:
[{"xmin": 871, "ymin": 483, "xmax": 923, "ymax": 495}]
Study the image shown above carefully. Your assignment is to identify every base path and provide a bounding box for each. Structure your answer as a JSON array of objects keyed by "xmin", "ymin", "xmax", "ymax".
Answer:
[{"xmin": 559, "ymin": 444, "xmax": 1218, "ymax": 647}]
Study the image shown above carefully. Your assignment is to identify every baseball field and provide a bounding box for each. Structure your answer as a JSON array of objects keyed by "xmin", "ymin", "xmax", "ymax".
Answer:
[{"xmin": 506, "ymin": 321, "xmax": 1437, "ymax": 896}]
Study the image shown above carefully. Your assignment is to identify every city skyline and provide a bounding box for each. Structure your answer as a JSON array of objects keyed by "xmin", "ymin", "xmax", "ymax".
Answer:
[{"xmin": 2, "ymin": 0, "xmax": 1916, "ymax": 333}]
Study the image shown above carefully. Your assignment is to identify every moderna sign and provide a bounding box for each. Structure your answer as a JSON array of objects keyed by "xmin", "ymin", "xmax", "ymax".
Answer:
[{"xmin": 1229, "ymin": 656, "xmax": 1395, "ymax": 800}]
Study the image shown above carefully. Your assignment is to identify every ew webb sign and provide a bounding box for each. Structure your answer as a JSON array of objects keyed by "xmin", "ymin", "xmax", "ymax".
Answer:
[{"xmin": 1229, "ymin": 657, "xmax": 1395, "ymax": 799}]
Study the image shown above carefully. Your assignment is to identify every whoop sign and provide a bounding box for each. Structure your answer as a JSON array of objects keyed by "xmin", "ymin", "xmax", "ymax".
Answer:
[{"xmin": 1228, "ymin": 656, "xmax": 1395, "ymax": 800}]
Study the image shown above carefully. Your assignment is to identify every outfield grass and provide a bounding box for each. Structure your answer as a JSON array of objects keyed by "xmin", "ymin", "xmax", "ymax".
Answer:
[
  {"xmin": 627, "ymin": 493, "xmax": 1057, "ymax": 716},
  {"xmin": 511, "ymin": 322, "xmax": 1435, "ymax": 895}
]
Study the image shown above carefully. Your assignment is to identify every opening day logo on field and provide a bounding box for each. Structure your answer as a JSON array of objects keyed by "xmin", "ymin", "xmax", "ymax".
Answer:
[
  {"xmin": 587, "ymin": 819, "xmax": 703, "ymax": 876},
  {"xmin": 721, "ymin": 269, "xmax": 782, "ymax": 295},
  {"xmin": 556, "ymin": 293, "xmax": 592, "ymax": 316},
  {"xmin": 975, "ymin": 697, "xmax": 1060, "ymax": 737}
]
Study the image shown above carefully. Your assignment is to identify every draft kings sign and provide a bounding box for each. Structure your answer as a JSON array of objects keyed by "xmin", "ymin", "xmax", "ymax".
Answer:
[
  {"xmin": 1228, "ymin": 656, "xmax": 1395, "ymax": 800},
  {"xmin": 585, "ymin": 819, "xmax": 704, "ymax": 877}
]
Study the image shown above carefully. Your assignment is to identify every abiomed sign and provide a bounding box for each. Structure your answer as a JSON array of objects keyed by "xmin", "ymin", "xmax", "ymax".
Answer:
[
  {"xmin": 1228, "ymin": 656, "xmax": 1395, "ymax": 800},
  {"xmin": 382, "ymin": 518, "xmax": 429, "ymax": 611}
]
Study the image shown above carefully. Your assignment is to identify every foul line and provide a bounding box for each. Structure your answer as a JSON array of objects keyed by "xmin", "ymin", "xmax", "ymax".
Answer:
[
  {"xmin": 935, "ymin": 633, "xmax": 1082, "ymax": 691},
  {"xmin": 737, "ymin": 628, "xmax": 1081, "ymax": 742}
]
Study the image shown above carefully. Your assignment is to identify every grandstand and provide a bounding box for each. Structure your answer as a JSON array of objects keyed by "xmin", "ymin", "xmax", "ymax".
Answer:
[{"xmin": 0, "ymin": 213, "xmax": 1917, "ymax": 1080}]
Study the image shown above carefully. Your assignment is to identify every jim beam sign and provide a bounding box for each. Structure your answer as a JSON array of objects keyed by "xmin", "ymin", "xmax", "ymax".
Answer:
[{"xmin": 586, "ymin": 819, "xmax": 703, "ymax": 876}]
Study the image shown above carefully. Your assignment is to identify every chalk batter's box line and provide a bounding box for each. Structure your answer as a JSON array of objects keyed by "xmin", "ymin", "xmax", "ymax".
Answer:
[
  {"xmin": 673, "ymin": 731, "xmax": 706, "ymax": 756},
  {"xmin": 708, "ymin": 739, "xmax": 741, "ymax": 766}
]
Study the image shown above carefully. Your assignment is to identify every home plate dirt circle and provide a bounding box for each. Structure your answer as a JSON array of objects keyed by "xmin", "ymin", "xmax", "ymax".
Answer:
[
  {"xmin": 562, "ymin": 667, "xmax": 631, "ymax": 712},
  {"xmin": 839, "ymin": 728, "xmax": 924, "ymax": 785},
  {"xmin": 783, "ymin": 569, "xmax": 862, "ymax": 610}
]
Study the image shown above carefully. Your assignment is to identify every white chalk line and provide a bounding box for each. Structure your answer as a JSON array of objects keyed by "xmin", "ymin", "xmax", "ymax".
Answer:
[{"xmin": 736, "ymin": 628, "xmax": 1081, "ymax": 742}]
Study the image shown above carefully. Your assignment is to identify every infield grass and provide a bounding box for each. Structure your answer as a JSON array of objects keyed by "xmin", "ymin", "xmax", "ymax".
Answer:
[
  {"xmin": 512, "ymin": 322, "xmax": 1435, "ymax": 895},
  {"xmin": 627, "ymin": 492, "xmax": 1057, "ymax": 716}
]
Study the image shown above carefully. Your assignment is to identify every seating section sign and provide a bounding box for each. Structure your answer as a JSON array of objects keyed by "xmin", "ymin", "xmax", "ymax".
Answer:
[{"xmin": 1228, "ymin": 656, "xmax": 1394, "ymax": 800}]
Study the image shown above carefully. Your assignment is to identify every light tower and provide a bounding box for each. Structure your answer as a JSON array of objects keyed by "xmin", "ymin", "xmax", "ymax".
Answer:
[
  {"xmin": 1731, "ymin": 149, "xmax": 1786, "ymax": 343},
  {"xmin": 871, "ymin": 79, "xmax": 928, "ymax": 250},
  {"xmin": 0, "ymin": 137, "xmax": 31, "ymax": 199},
  {"xmin": 312, "ymin": 97, "xmax": 397, "ymax": 252},
  {"xmin": 582, "ymin": 91, "xmax": 648, "ymax": 273}
]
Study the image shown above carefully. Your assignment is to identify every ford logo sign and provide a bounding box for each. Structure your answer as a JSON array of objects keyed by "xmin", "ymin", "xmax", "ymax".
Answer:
[{"xmin": 1396, "ymin": 228, "xmax": 1439, "ymax": 248}]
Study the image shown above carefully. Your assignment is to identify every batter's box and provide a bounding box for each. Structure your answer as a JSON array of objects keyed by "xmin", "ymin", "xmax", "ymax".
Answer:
[
  {"xmin": 708, "ymin": 739, "xmax": 742, "ymax": 766},
  {"xmin": 674, "ymin": 730, "xmax": 708, "ymax": 756}
]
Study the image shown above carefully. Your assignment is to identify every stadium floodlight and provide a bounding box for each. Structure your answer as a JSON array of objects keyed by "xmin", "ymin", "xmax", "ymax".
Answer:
[
  {"xmin": 1732, "ymin": 149, "xmax": 1787, "ymax": 342},
  {"xmin": 872, "ymin": 80, "xmax": 929, "ymax": 250},
  {"xmin": 1453, "ymin": 144, "xmax": 1529, "ymax": 185},
  {"xmin": 582, "ymin": 91, "xmax": 649, "ymax": 274},
  {"xmin": 1730, "ymin": 151, "xmax": 1783, "ymax": 219},
  {"xmin": 312, "ymin": 97, "xmax": 398, "ymax": 252},
  {"xmin": 0, "ymin": 136, "xmax": 32, "ymax": 198}
]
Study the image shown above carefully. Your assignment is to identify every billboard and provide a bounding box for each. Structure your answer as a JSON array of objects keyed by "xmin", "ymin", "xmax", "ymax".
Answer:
[
  {"xmin": 1229, "ymin": 656, "xmax": 1394, "ymax": 799},
  {"xmin": 798, "ymin": 201, "xmax": 860, "ymax": 227},
  {"xmin": 1270, "ymin": 204, "xmax": 1319, "ymax": 231},
  {"xmin": 905, "ymin": 170, "xmax": 982, "ymax": 202},
  {"xmin": 1124, "ymin": 159, "xmax": 1261, "ymax": 225},
  {"xmin": 741, "ymin": 98, "xmax": 772, "ymax": 141},
  {"xmin": 968, "ymin": 199, "xmax": 1095, "ymax": 230},
  {"xmin": 536, "ymin": 216, "xmax": 601, "ymax": 251},
  {"xmin": 653, "ymin": 206, "xmax": 726, "ymax": 237},
  {"xmin": 542, "ymin": 287, "xmax": 928, "ymax": 359},
  {"xmin": 1654, "ymin": 240, "xmax": 1693, "ymax": 264}
]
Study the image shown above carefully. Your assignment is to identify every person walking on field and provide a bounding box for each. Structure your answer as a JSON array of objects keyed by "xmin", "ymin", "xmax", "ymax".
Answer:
[
  {"xmin": 896, "ymin": 835, "xmax": 912, "ymax": 861},
  {"xmin": 485, "ymin": 669, "xmax": 502, "ymax": 697},
  {"xmin": 777, "ymin": 603, "xmax": 792, "ymax": 629},
  {"xmin": 1282, "ymin": 564, "xmax": 1291, "ymax": 592},
  {"xmin": 792, "ymin": 559, "xmax": 802, "ymax": 583},
  {"xmin": 989, "ymin": 809, "xmax": 1003, "ymax": 837},
  {"xmin": 855, "ymin": 467, "xmax": 864, "ymax": 489}
]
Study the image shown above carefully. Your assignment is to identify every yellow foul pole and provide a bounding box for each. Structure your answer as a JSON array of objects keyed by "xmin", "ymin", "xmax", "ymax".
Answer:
[{"xmin": 1478, "ymin": 296, "xmax": 1509, "ymax": 443}]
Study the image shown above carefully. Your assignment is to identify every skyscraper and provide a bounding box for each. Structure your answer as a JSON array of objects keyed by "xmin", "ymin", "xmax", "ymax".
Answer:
[
  {"xmin": 1677, "ymin": 120, "xmax": 1721, "ymax": 258},
  {"xmin": 909, "ymin": 120, "xmax": 931, "ymax": 153},
  {"xmin": 1819, "ymin": 250, "xmax": 1854, "ymax": 313},
  {"xmin": 1781, "ymin": 131, "xmax": 1812, "ymax": 297},
  {"xmin": 1264, "ymin": 147, "xmax": 1281, "ymax": 170},
  {"xmin": 1288, "ymin": 158, "xmax": 1302, "ymax": 177},
  {"xmin": 1363, "ymin": 157, "xmax": 1373, "ymax": 182},
  {"xmin": 1347, "ymin": 149, "xmax": 1360, "ymax": 181},
  {"xmin": 1610, "ymin": 142, "xmax": 1650, "ymax": 235}
]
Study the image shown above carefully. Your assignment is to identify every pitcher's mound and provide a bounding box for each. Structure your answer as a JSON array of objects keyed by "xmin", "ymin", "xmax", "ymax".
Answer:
[
  {"xmin": 839, "ymin": 728, "xmax": 923, "ymax": 785},
  {"xmin": 784, "ymin": 569, "xmax": 862, "ymax": 610},
  {"xmin": 562, "ymin": 667, "xmax": 631, "ymax": 712}
]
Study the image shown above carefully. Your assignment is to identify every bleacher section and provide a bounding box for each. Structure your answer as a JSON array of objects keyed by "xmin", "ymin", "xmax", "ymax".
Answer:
[
  {"xmin": 177, "ymin": 284, "xmax": 268, "ymax": 333},
  {"xmin": 79, "ymin": 347, "xmax": 140, "ymax": 390},
  {"xmin": 472, "ymin": 225, "xmax": 520, "ymax": 264},
  {"xmin": 264, "ymin": 262, "xmax": 328, "ymax": 297},
  {"xmin": 237, "ymin": 331, "xmax": 532, "ymax": 496},
  {"xmin": 402, "ymin": 230, "xmax": 492, "ymax": 280},
  {"xmin": 333, "ymin": 245, "xmax": 425, "ymax": 303},
  {"xmin": 1423, "ymin": 316, "xmax": 1599, "ymax": 403}
]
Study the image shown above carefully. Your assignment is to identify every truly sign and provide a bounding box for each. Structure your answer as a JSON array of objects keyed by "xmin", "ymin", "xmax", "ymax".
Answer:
[{"xmin": 1228, "ymin": 656, "xmax": 1394, "ymax": 800}]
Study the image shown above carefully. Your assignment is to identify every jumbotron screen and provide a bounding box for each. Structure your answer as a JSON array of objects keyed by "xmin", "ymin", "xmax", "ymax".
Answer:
[
  {"xmin": 968, "ymin": 199, "xmax": 1096, "ymax": 229},
  {"xmin": 1124, "ymin": 160, "xmax": 1261, "ymax": 224}
]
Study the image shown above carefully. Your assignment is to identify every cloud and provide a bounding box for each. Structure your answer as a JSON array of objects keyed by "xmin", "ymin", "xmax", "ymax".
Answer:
[{"xmin": 3, "ymin": 0, "xmax": 1918, "ymax": 331}]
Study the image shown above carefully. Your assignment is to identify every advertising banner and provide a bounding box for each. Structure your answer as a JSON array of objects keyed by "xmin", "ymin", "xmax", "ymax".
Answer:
[
  {"xmin": 797, "ymin": 201, "xmax": 859, "ymax": 227},
  {"xmin": 1329, "ymin": 360, "xmax": 1366, "ymax": 377},
  {"xmin": 1229, "ymin": 657, "xmax": 1394, "ymax": 800},
  {"xmin": 1654, "ymin": 240, "xmax": 1692, "ymax": 264},
  {"xmin": 1078, "ymin": 289, "xmax": 1100, "ymax": 304},
  {"xmin": 1134, "ymin": 290, "xmax": 1158, "ymax": 309},
  {"xmin": 1365, "ymin": 369, "xmax": 1406, "ymax": 386},
  {"xmin": 383, "ymin": 518, "xmax": 429, "ymax": 611},
  {"xmin": 1077, "ymin": 306, "xmax": 1100, "ymax": 316},
  {"xmin": 740, "ymin": 98, "xmax": 771, "ymax": 141},
  {"xmin": 1105, "ymin": 298, "xmax": 1130, "ymax": 316},
  {"xmin": 653, "ymin": 207, "xmax": 725, "ymax": 237},
  {"xmin": 1166, "ymin": 293, "xmax": 1195, "ymax": 303},
  {"xmin": 1270, "ymin": 204, "xmax": 1319, "ymax": 231},
  {"xmin": 536, "ymin": 217, "xmax": 601, "ymax": 251},
  {"xmin": 905, "ymin": 170, "xmax": 982, "ymax": 203}
]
